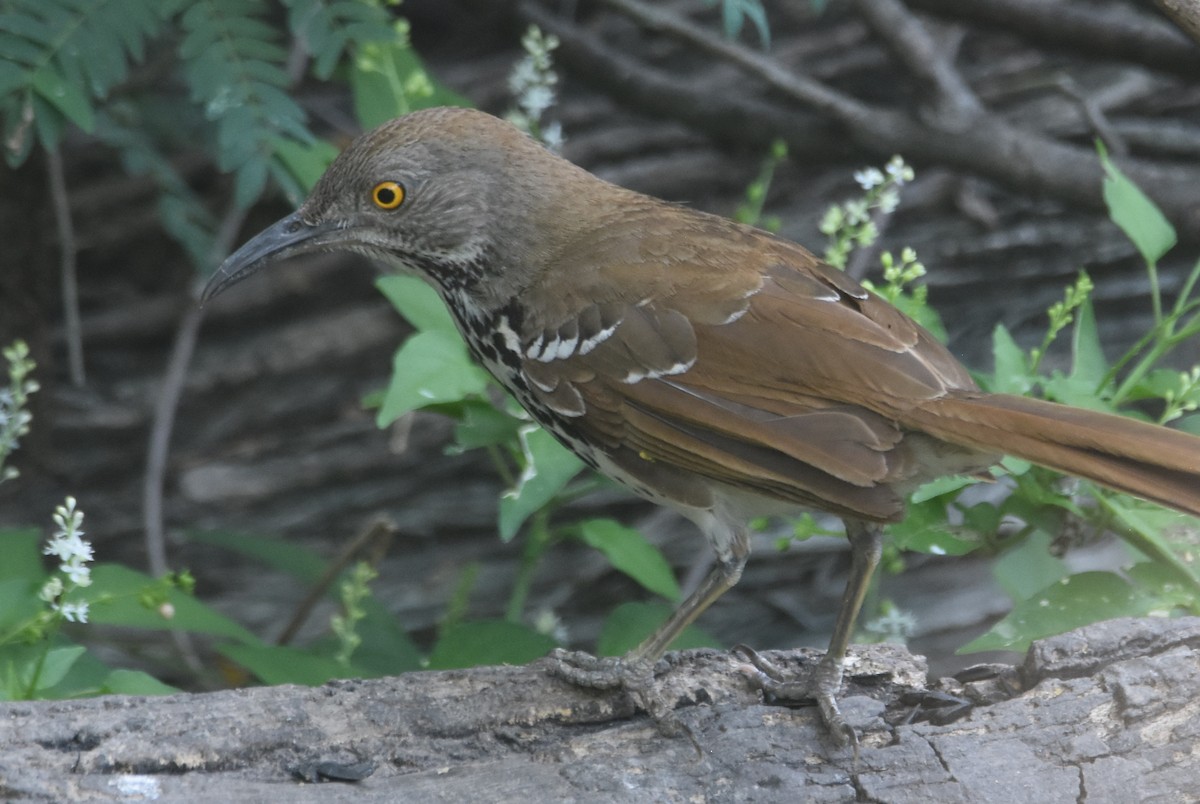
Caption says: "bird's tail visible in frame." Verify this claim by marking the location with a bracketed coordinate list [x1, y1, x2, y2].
[903, 393, 1200, 517]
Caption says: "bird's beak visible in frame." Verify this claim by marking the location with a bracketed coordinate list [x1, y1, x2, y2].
[201, 212, 340, 304]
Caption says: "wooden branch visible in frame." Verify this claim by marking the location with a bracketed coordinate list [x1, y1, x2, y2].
[909, 0, 1200, 75]
[2, 618, 1196, 800]
[541, 0, 1200, 240]
[852, 0, 982, 124]
[1154, 0, 1200, 47]
[518, 2, 844, 156]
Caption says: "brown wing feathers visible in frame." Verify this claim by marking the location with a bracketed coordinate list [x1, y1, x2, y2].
[521, 217, 1200, 521]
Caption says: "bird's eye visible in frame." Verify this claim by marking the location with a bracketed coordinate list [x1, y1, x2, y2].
[371, 181, 406, 210]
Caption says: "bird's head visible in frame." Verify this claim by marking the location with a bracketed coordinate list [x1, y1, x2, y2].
[201, 107, 591, 309]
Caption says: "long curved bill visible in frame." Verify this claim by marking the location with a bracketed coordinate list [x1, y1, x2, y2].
[200, 212, 340, 304]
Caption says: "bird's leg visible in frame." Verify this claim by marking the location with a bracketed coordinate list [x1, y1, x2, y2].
[738, 520, 883, 748]
[550, 527, 749, 735]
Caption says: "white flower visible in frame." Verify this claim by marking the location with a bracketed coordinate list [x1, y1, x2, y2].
[878, 187, 900, 215]
[63, 562, 92, 587]
[39, 576, 63, 602]
[854, 167, 884, 190]
[507, 60, 538, 96]
[520, 85, 555, 119]
[44, 532, 92, 564]
[886, 156, 914, 185]
[540, 120, 564, 152]
[56, 601, 89, 624]
[844, 199, 870, 225]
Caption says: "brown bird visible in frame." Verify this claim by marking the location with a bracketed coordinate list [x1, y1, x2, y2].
[203, 107, 1200, 745]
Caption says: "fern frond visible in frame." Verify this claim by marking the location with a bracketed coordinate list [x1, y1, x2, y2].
[94, 107, 218, 269]
[0, 0, 168, 163]
[178, 0, 312, 208]
[283, 0, 394, 80]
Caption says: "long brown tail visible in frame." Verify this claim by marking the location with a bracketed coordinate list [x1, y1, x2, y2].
[904, 393, 1200, 517]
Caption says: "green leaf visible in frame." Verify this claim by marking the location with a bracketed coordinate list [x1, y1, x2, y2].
[219, 643, 351, 685]
[1099, 144, 1176, 265]
[960, 571, 1169, 653]
[426, 620, 557, 669]
[888, 499, 980, 556]
[993, 531, 1067, 602]
[909, 475, 978, 505]
[272, 136, 338, 194]
[84, 564, 261, 645]
[1104, 498, 1200, 597]
[350, 37, 466, 130]
[451, 400, 524, 451]
[285, 0, 395, 80]
[1039, 373, 1120, 413]
[32, 645, 87, 692]
[989, 323, 1031, 394]
[376, 330, 492, 426]
[1126, 562, 1197, 610]
[98, 668, 177, 696]
[498, 426, 585, 541]
[1067, 296, 1107, 389]
[1124, 368, 1197, 403]
[376, 275, 457, 334]
[596, 602, 719, 657]
[0, 528, 45, 583]
[577, 519, 680, 601]
[343, 603, 422, 675]
[31, 65, 93, 132]
[0, 578, 43, 633]
[187, 529, 327, 584]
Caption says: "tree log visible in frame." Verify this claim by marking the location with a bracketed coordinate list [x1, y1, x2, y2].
[1, 617, 1196, 802]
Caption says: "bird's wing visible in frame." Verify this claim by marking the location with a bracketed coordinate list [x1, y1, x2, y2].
[515, 215, 978, 520]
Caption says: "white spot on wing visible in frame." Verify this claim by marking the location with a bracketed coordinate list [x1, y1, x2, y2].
[663, 359, 695, 376]
[620, 357, 695, 384]
[550, 331, 579, 360]
[529, 373, 558, 393]
[579, 322, 618, 355]
[496, 316, 522, 354]
[525, 333, 544, 360]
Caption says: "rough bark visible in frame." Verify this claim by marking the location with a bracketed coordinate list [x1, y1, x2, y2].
[2, 617, 1197, 802]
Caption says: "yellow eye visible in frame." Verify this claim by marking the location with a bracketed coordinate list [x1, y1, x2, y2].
[371, 181, 405, 210]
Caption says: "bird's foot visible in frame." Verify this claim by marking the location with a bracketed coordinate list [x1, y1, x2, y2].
[548, 648, 700, 753]
[733, 644, 860, 752]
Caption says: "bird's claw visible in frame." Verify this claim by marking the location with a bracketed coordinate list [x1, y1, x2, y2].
[733, 644, 861, 753]
[548, 648, 701, 755]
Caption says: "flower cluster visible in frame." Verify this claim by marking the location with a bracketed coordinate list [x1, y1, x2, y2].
[506, 25, 564, 152]
[1, 340, 39, 484]
[822, 155, 914, 269]
[863, 604, 917, 643]
[38, 497, 93, 623]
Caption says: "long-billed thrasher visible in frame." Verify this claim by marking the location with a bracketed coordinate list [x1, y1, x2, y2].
[203, 107, 1200, 746]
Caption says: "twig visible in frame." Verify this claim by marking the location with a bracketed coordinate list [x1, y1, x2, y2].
[852, 0, 982, 126]
[1053, 74, 1128, 157]
[543, 0, 1200, 240]
[597, 0, 872, 123]
[141, 205, 246, 676]
[275, 517, 397, 646]
[1154, 0, 1200, 47]
[45, 147, 84, 387]
[143, 206, 248, 579]
[907, 0, 1200, 75]
[520, 3, 842, 156]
